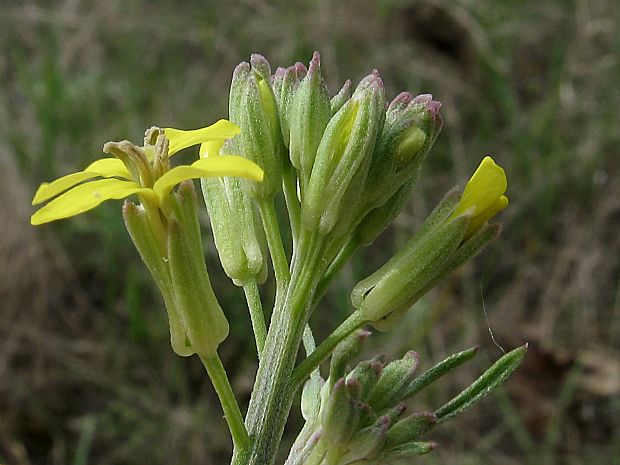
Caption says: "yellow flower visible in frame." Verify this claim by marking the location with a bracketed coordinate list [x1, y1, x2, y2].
[451, 156, 508, 237]
[31, 120, 263, 225]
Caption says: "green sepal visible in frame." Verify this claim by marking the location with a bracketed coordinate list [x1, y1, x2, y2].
[353, 213, 469, 324]
[366, 351, 420, 411]
[272, 63, 307, 148]
[201, 153, 267, 285]
[434, 344, 527, 422]
[330, 79, 352, 115]
[353, 181, 413, 248]
[322, 378, 362, 447]
[339, 415, 390, 463]
[166, 192, 229, 356]
[288, 52, 331, 190]
[402, 346, 479, 399]
[384, 412, 437, 450]
[301, 374, 324, 422]
[346, 357, 384, 402]
[350, 188, 460, 308]
[329, 329, 371, 388]
[122, 201, 191, 357]
[303, 72, 385, 235]
[379, 441, 436, 461]
[229, 56, 284, 200]
[362, 93, 442, 212]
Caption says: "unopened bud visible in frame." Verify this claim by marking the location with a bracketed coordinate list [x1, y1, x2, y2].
[273, 62, 307, 148]
[384, 412, 437, 450]
[288, 52, 331, 189]
[201, 143, 267, 284]
[228, 55, 284, 200]
[322, 379, 362, 446]
[303, 71, 385, 235]
[363, 92, 443, 212]
[367, 351, 420, 411]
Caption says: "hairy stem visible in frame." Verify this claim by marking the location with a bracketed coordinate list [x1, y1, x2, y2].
[200, 354, 250, 453]
[242, 280, 267, 357]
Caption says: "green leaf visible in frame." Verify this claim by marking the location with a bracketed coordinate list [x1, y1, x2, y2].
[434, 345, 527, 422]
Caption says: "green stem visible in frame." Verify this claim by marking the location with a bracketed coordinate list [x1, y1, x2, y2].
[258, 199, 291, 301]
[282, 165, 301, 251]
[315, 237, 359, 301]
[292, 312, 366, 389]
[200, 354, 250, 453]
[242, 280, 267, 357]
[237, 230, 327, 465]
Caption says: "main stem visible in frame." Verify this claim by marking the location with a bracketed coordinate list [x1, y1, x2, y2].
[234, 231, 325, 465]
[200, 354, 250, 453]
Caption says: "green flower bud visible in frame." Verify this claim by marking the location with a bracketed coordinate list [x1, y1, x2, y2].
[366, 351, 420, 411]
[272, 62, 307, 148]
[166, 183, 229, 357]
[346, 357, 384, 402]
[288, 52, 331, 190]
[339, 415, 390, 463]
[329, 329, 371, 386]
[201, 143, 267, 285]
[122, 201, 191, 357]
[322, 378, 362, 447]
[379, 441, 437, 461]
[229, 55, 284, 200]
[303, 71, 385, 235]
[352, 211, 469, 325]
[384, 412, 437, 450]
[363, 93, 443, 212]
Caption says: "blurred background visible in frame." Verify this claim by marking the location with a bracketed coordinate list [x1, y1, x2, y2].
[1, 0, 619, 464]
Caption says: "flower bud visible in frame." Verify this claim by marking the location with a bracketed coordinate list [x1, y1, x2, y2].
[384, 412, 437, 450]
[346, 357, 384, 402]
[288, 52, 331, 190]
[166, 184, 229, 357]
[272, 62, 307, 148]
[201, 142, 267, 285]
[302, 71, 385, 235]
[379, 441, 437, 461]
[339, 415, 390, 463]
[363, 93, 443, 212]
[352, 211, 469, 325]
[321, 379, 362, 447]
[228, 55, 284, 200]
[366, 351, 420, 411]
[329, 329, 371, 385]
[352, 155, 507, 330]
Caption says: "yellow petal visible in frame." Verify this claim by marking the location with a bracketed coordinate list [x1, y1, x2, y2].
[152, 156, 264, 201]
[199, 139, 225, 158]
[32, 158, 131, 205]
[86, 158, 131, 178]
[466, 195, 509, 236]
[453, 156, 507, 218]
[31, 179, 150, 225]
[164, 120, 241, 156]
